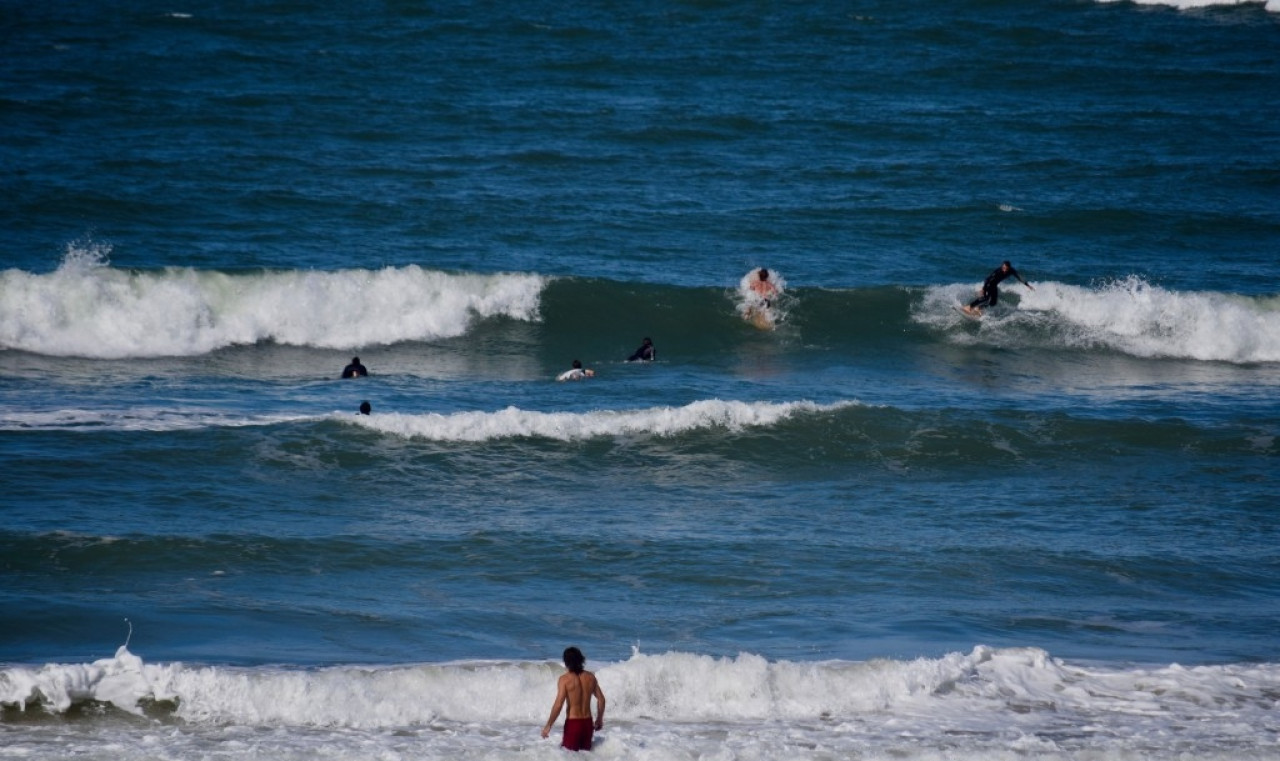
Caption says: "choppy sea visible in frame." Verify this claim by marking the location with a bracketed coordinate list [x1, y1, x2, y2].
[3, 1, 1279, 758]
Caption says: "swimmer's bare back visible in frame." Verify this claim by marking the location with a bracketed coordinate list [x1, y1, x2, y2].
[563, 671, 598, 719]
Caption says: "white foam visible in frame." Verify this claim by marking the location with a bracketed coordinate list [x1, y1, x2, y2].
[5, 646, 1280, 759]
[0, 244, 546, 358]
[0, 646, 168, 714]
[351, 399, 855, 442]
[1023, 277, 1280, 362]
[921, 277, 1280, 363]
[1099, 0, 1279, 12]
[0, 400, 854, 435]
[0, 407, 314, 432]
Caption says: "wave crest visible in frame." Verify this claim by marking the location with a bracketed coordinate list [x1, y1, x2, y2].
[7, 645, 1280, 730]
[0, 247, 545, 358]
[351, 399, 858, 442]
[919, 276, 1280, 363]
[1098, 0, 1280, 13]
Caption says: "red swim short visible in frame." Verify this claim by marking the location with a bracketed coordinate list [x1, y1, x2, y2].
[561, 717, 594, 751]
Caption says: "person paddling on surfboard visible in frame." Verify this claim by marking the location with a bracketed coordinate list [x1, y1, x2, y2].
[742, 268, 783, 329]
[556, 359, 595, 381]
[962, 260, 1033, 316]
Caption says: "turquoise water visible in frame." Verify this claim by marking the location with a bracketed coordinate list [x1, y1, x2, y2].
[2, 1, 1279, 758]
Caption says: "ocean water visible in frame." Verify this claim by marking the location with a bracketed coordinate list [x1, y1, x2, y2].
[2, 0, 1279, 759]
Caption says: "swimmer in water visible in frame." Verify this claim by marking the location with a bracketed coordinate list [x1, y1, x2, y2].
[341, 357, 368, 378]
[627, 337, 655, 362]
[541, 646, 606, 751]
[556, 359, 595, 382]
[749, 268, 779, 307]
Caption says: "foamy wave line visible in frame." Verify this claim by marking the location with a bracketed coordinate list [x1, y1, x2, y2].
[1023, 278, 1280, 362]
[353, 399, 857, 442]
[0, 408, 313, 432]
[1099, 0, 1279, 12]
[0, 401, 855, 435]
[921, 277, 1280, 363]
[0, 244, 546, 358]
[6, 645, 1280, 732]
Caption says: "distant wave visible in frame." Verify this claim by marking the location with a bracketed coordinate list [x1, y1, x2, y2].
[6, 247, 1275, 366]
[0, 244, 545, 358]
[0, 408, 313, 432]
[916, 276, 1280, 363]
[6, 644, 1280, 733]
[352, 399, 858, 442]
[1098, 0, 1280, 12]
[0, 400, 857, 436]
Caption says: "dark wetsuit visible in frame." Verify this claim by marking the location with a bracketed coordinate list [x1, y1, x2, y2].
[968, 265, 1023, 311]
[627, 341, 655, 362]
[341, 362, 367, 378]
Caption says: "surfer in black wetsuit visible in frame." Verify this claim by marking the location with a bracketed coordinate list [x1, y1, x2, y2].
[341, 357, 368, 378]
[963, 261, 1034, 316]
[627, 337, 655, 362]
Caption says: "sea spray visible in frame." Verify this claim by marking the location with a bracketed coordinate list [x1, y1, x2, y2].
[917, 277, 1280, 363]
[1022, 277, 1280, 362]
[0, 250, 546, 358]
[8, 646, 1280, 734]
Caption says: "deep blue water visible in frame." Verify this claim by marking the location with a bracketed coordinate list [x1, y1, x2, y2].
[2, 1, 1278, 758]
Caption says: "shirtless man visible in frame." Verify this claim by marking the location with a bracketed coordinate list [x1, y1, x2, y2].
[749, 268, 778, 306]
[541, 646, 606, 751]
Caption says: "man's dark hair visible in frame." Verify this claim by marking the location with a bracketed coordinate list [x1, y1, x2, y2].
[563, 646, 586, 674]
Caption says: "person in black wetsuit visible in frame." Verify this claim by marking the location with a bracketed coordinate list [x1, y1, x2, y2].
[341, 357, 368, 378]
[627, 337, 655, 362]
[963, 261, 1034, 316]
